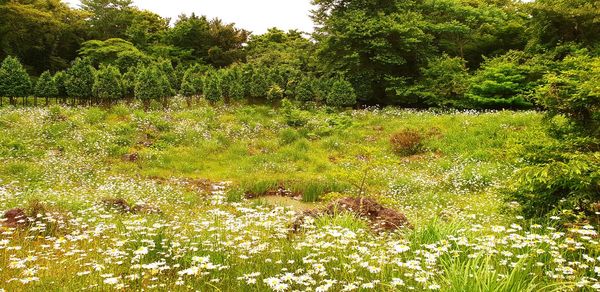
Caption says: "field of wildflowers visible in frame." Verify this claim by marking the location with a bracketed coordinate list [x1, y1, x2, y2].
[0, 101, 598, 291]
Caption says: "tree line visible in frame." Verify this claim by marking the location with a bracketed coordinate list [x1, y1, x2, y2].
[0, 0, 599, 110]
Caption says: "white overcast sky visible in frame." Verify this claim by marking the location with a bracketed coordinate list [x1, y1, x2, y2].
[64, 0, 315, 35]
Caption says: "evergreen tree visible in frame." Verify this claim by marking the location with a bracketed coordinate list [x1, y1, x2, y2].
[65, 58, 95, 103]
[135, 65, 172, 108]
[93, 65, 123, 103]
[53, 71, 68, 101]
[203, 71, 222, 102]
[0, 56, 32, 105]
[229, 77, 245, 101]
[180, 68, 203, 104]
[326, 79, 357, 107]
[34, 71, 58, 106]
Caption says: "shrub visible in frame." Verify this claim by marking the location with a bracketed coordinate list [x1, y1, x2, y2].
[65, 58, 95, 100]
[390, 129, 424, 156]
[510, 52, 600, 218]
[135, 66, 170, 103]
[295, 77, 314, 102]
[326, 79, 357, 107]
[203, 72, 222, 102]
[93, 65, 123, 102]
[34, 71, 58, 104]
[267, 84, 284, 101]
[180, 68, 203, 98]
[53, 71, 68, 98]
[0, 56, 32, 104]
[466, 51, 537, 109]
[281, 99, 308, 127]
[229, 78, 245, 101]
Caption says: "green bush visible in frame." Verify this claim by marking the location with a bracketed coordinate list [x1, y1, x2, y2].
[135, 66, 170, 103]
[0, 56, 32, 103]
[416, 54, 469, 107]
[34, 71, 58, 103]
[93, 65, 123, 102]
[203, 71, 222, 102]
[511, 51, 600, 218]
[466, 51, 536, 109]
[295, 77, 314, 102]
[65, 58, 95, 100]
[326, 79, 357, 107]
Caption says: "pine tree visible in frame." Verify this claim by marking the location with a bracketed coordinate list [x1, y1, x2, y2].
[0, 56, 32, 106]
[34, 71, 58, 106]
[93, 65, 123, 104]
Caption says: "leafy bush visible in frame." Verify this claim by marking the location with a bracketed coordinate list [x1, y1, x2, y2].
[466, 51, 537, 109]
[93, 65, 123, 102]
[281, 99, 309, 127]
[135, 66, 170, 102]
[510, 51, 600, 218]
[65, 58, 95, 100]
[295, 77, 314, 102]
[203, 71, 222, 102]
[267, 84, 284, 101]
[34, 71, 58, 101]
[390, 129, 424, 156]
[0, 56, 32, 102]
[326, 79, 357, 107]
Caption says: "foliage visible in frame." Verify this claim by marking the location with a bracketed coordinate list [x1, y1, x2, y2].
[295, 77, 315, 102]
[511, 51, 600, 218]
[326, 79, 357, 107]
[93, 65, 123, 101]
[0, 56, 31, 98]
[203, 71, 222, 102]
[466, 51, 536, 109]
[53, 71, 68, 97]
[416, 55, 469, 107]
[65, 58, 95, 99]
[34, 71, 58, 98]
[134, 65, 171, 101]
[179, 67, 203, 98]
[390, 129, 424, 156]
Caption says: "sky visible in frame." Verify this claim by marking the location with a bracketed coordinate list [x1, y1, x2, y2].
[65, 0, 316, 35]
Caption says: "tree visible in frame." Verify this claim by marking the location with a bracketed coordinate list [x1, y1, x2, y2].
[53, 71, 68, 102]
[326, 79, 357, 107]
[93, 65, 123, 104]
[415, 55, 469, 107]
[527, 0, 600, 49]
[78, 38, 150, 72]
[134, 65, 171, 108]
[65, 58, 95, 103]
[80, 0, 135, 40]
[34, 70, 58, 106]
[0, 0, 88, 74]
[203, 71, 222, 102]
[466, 51, 535, 109]
[312, 0, 434, 104]
[0, 56, 32, 105]
[165, 14, 248, 66]
[180, 67, 204, 105]
[229, 77, 245, 101]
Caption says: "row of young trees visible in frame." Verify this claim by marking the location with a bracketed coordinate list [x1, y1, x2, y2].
[0, 56, 357, 107]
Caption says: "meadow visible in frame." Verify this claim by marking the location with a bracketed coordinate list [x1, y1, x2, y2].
[0, 100, 598, 291]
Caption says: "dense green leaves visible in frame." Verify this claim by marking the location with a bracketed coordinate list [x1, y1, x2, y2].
[34, 71, 58, 98]
[93, 65, 123, 101]
[0, 56, 31, 98]
[65, 58, 95, 99]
